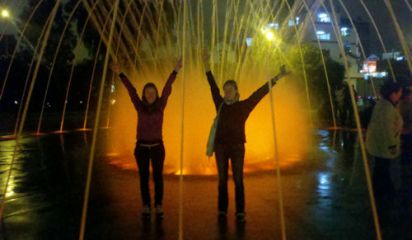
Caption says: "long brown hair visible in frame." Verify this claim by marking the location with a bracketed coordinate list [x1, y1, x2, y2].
[223, 80, 240, 101]
[141, 83, 161, 112]
[142, 82, 159, 104]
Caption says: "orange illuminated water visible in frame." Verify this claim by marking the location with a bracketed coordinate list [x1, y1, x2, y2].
[106, 64, 312, 175]
[93, 0, 316, 175]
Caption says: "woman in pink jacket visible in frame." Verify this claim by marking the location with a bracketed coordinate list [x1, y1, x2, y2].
[111, 59, 182, 218]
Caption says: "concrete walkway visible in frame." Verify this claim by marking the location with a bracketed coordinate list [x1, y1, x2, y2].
[0, 129, 411, 239]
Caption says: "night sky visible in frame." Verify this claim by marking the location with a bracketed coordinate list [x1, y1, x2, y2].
[337, 0, 412, 55]
[1, 0, 411, 56]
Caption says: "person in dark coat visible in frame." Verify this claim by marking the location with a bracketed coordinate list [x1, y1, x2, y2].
[203, 51, 288, 222]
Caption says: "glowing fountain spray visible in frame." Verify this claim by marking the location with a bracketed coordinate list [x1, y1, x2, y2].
[101, 1, 312, 176]
[3, 1, 408, 239]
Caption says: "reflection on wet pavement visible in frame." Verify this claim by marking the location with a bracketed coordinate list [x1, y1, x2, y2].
[0, 129, 411, 239]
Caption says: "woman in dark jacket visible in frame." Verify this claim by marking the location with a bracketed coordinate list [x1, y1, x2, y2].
[203, 52, 287, 222]
[111, 59, 182, 218]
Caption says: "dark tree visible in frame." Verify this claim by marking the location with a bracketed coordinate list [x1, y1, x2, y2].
[290, 44, 345, 126]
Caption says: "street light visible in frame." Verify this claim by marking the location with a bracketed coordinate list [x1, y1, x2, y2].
[1, 8, 10, 19]
[0, 7, 35, 51]
[261, 26, 276, 41]
[264, 30, 275, 41]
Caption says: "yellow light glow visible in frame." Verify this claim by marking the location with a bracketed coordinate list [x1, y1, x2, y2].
[1, 9, 10, 19]
[261, 27, 268, 34]
[265, 31, 275, 41]
[261, 27, 277, 41]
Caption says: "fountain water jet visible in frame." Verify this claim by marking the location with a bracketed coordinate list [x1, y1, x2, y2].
[3, 1, 412, 239]
[101, 0, 312, 175]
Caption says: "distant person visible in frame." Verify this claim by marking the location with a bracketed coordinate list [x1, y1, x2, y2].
[111, 59, 182, 218]
[338, 82, 357, 128]
[400, 88, 412, 189]
[362, 96, 377, 128]
[366, 81, 403, 199]
[203, 51, 288, 222]
[335, 83, 345, 125]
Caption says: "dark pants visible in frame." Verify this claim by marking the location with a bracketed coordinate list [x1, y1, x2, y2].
[373, 156, 395, 198]
[401, 134, 412, 189]
[134, 142, 165, 207]
[401, 134, 412, 164]
[215, 144, 245, 214]
[340, 107, 354, 127]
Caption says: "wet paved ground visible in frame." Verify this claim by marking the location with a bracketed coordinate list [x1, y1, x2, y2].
[0, 129, 411, 240]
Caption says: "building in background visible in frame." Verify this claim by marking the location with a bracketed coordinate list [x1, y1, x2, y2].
[302, 9, 364, 87]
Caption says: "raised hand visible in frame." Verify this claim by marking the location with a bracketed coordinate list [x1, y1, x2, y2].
[278, 65, 290, 77]
[110, 62, 121, 74]
[270, 65, 290, 85]
[203, 49, 211, 71]
[174, 57, 183, 72]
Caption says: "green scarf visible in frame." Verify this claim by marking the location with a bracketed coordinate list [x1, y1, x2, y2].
[206, 103, 224, 157]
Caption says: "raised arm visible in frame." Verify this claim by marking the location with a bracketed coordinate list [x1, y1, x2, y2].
[203, 51, 223, 110]
[160, 58, 182, 108]
[111, 63, 142, 110]
[206, 71, 224, 109]
[244, 66, 288, 112]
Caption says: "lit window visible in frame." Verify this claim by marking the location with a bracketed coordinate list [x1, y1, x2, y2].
[344, 42, 352, 53]
[340, 27, 350, 36]
[245, 37, 253, 47]
[396, 56, 404, 61]
[316, 30, 331, 40]
[319, 34, 330, 40]
[267, 22, 279, 30]
[317, 13, 331, 23]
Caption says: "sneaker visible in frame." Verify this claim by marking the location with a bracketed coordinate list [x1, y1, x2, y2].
[142, 206, 151, 218]
[236, 212, 246, 222]
[155, 205, 164, 218]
